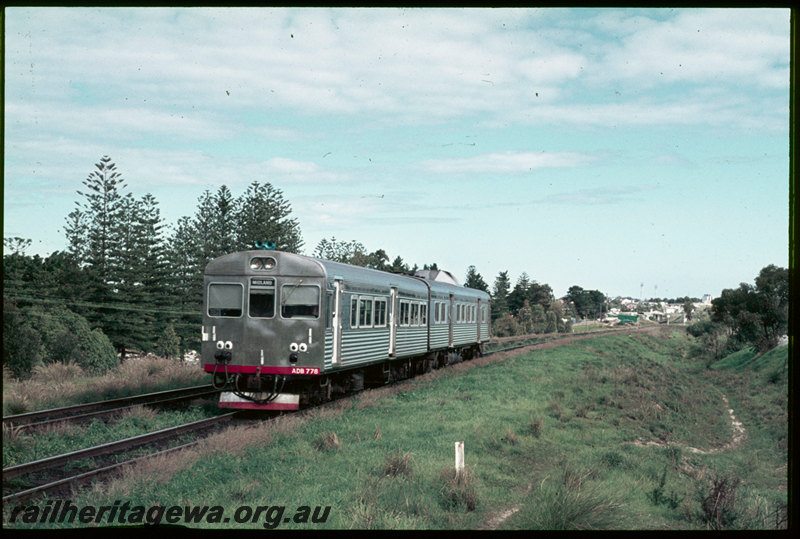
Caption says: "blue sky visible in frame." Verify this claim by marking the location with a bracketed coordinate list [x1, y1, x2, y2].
[3, 7, 790, 299]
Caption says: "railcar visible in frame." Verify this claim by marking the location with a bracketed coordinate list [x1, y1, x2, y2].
[201, 249, 490, 410]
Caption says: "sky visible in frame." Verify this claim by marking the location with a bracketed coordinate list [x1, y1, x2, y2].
[3, 7, 791, 300]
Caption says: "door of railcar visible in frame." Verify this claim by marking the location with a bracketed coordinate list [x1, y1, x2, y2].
[448, 293, 454, 347]
[331, 279, 343, 365]
[389, 286, 398, 356]
[477, 298, 482, 342]
[274, 278, 324, 370]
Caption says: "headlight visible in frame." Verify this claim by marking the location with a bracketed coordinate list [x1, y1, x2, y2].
[250, 257, 276, 270]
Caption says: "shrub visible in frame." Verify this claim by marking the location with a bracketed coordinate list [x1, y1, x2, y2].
[2, 303, 117, 377]
[518, 464, 625, 529]
[492, 316, 521, 337]
[313, 431, 341, 452]
[156, 324, 181, 360]
[382, 451, 414, 478]
[696, 475, 742, 529]
[438, 466, 478, 512]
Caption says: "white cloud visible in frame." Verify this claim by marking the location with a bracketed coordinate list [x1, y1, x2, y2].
[5, 7, 789, 134]
[591, 8, 790, 90]
[420, 151, 596, 175]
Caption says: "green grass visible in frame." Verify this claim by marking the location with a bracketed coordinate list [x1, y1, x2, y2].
[5, 330, 787, 530]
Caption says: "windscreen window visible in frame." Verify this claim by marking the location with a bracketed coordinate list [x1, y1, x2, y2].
[208, 284, 243, 317]
[281, 285, 320, 319]
[249, 287, 275, 318]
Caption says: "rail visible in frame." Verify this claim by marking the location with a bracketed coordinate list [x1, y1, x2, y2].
[3, 385, 222, 431]
[2, 412, 237, 503]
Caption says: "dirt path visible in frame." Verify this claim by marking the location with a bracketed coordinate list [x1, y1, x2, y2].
[630, 392, 746, 454]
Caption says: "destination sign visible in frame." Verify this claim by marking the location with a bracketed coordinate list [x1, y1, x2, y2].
[250, 278, 275, 287]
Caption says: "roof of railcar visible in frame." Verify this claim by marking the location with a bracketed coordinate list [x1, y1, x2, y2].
[205, 251, 489, 301]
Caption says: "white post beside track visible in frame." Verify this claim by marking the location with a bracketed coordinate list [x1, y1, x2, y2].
[455, 441, 464, 478]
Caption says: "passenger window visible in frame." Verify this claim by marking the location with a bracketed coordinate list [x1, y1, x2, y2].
[374, 299, 387, 327]
[326, 292, 332, 328]
[281, 285, 320, 319]
[208, 284, 243, 317]
[359, 297, 373, 327]
[351, 297, 358, 327]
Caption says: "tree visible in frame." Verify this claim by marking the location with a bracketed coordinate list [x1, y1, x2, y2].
[527, 281, 554, 311]
[545, 311, 558, 334]
[114, 193, 171, 354]
[313, 237, 368, 263]
[75, 156, 129, 288]
[165, 215, 204, 357]
[683, 298, 695, 321]
[491, 271, 511, 321]
[508, 273, 531, 315]
[517, 300, 534, 334]
[65, 156, 131, 355]
[390, 256, 412, 275]
[235, 181, 303, 253]
[464, 266, 489, 292]
[712, 265, 788, 351]
[156, 324, 181, 360]
[566, 286, 607, 320]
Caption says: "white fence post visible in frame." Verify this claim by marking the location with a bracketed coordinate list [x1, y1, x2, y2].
[455, 441, 464, 478]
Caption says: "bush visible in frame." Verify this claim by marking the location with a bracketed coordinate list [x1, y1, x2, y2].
[156, 324, 181, 360]
[2, 302, 117, 377]
[492, 316, 521, 337]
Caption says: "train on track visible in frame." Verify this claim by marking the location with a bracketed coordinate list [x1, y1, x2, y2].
[202, 247, 490, 411]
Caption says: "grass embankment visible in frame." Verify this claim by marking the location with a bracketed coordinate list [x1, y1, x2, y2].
[5, 330, 787, 530]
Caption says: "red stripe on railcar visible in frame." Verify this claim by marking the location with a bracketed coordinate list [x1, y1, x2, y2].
[203, 364, 320, 375]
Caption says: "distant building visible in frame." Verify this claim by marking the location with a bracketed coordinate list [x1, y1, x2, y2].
[701, 294, 713, 305]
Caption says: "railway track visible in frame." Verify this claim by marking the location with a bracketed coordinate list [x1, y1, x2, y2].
[2, 412, 238, 504]
[484, 324, 653, 355]
[3, 384, 222, 432]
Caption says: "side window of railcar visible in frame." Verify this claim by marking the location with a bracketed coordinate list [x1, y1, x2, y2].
[421, 304, 428, 325]
[400, 301, 409, 326]
[326, 292, 332, 328]
[281, 285, 320, 319]
[374, 298, 387, 327]
[350, 297, 358, 328]
[358, 297, 373, 327]
[208, 283, 243, 317]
